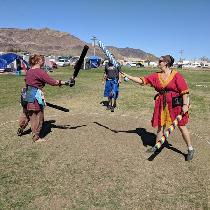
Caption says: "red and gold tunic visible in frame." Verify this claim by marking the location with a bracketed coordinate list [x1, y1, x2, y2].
[141, 70, 189, 127]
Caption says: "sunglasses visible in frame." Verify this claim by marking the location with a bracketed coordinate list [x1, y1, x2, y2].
[159, 60, 164, 63]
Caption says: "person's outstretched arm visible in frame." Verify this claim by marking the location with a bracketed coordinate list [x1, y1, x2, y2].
[40, 70, 75, 87]
[121, 72, 143, 85]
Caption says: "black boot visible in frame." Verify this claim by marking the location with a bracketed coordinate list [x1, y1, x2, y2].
[110, 106, 114, 112]
[17, 127, 24, 136]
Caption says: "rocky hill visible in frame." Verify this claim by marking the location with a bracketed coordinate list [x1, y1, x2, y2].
[0, 28, 158, 61]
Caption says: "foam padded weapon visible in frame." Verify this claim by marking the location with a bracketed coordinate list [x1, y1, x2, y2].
[98, 40, 119, 68]
[46, 102, 69, 112]
[147, 114, 183, 153]
[72, 45, 89, 79]
[66, 45, 89, 87]
[97, 40, 128, 81]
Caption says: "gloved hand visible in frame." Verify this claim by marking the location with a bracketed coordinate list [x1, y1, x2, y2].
[69, 78, 75, 87]
[64, 81, 70, 86]
[120, 72, 129, 82]
[64, 78, 75, 87]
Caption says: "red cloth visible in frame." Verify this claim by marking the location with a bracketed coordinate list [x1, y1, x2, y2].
[141, 70, 189, 127]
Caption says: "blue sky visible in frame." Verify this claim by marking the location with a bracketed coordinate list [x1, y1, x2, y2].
[0, 0, 209, 60]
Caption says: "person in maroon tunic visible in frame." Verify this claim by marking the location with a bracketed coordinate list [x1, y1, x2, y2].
[121, 55, 194, 161]
[17, 54, 74, 143]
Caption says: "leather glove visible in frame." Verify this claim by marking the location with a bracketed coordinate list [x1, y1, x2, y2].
[69, 78, 75, 87]
[64, 78, 75, 87]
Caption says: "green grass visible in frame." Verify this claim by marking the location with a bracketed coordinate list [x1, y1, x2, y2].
[1, 67, 210, 118]
[0, 67, 210, 209]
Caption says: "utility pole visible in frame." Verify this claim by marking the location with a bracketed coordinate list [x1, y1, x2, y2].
[179, 49, 184, 62]
[91, 35, 97, 56]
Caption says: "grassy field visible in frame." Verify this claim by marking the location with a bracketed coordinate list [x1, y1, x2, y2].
[0, 67, 210, 209]
[1, 67, 210, 118]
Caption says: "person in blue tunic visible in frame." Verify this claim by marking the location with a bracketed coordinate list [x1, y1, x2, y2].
[102, 61, 121, 112]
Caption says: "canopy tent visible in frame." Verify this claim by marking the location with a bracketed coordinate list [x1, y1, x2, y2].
[88, 55, 101, 68]
[0, 53, 29, 73]
[0, 53, 20, 65]
[0, 58, 7, 72]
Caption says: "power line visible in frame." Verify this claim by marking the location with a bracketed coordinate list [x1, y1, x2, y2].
[91, 35, 97, 56]
[179, 49, 184, 61]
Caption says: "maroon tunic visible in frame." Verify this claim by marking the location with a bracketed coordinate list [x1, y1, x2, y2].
[25, 68, 58, 89]
[25, 68, 58, 111]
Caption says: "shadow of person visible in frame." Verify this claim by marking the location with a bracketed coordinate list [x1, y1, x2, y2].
[134, 128, 156, 147]
[147, 140, 186, 161]
[93, 121, 186, 161]
[100, 101, 109, 107]
[93, 122, 118, 133]
[93, 122, 156, 146]
[40, 120, 87, 138]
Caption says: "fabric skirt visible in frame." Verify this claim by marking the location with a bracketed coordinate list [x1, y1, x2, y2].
[104, 79, 119, 99]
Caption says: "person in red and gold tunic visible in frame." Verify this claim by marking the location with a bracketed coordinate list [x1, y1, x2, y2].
[121, 55, 194, 161]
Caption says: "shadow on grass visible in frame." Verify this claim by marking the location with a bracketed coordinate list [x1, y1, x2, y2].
[93, 121, 156, 146]
[147, 141, 186, 161]
[100, 100, 109, 107]
[39, 120, 87, 138]
[93, 121, 186, 161]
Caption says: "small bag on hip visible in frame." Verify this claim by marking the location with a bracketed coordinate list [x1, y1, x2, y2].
[172, 96, 183, 108]
[20, 87, 27, 107]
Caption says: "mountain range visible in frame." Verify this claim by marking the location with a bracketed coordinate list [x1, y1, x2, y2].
[0, 28, 158, 61]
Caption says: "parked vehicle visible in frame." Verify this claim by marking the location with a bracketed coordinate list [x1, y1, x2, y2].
[69, 56, 80, 66]
[125, 62, 136, 67]
[125, 61, 144, 68]
[193, 63, 201, 68]
[135, 62, 144, 67]
[182, 63, 201, 69]
[58, 56, 71, 62]
[56, 59, 69, 67]
[202, 64, 210, 68]
[182, 64, 191, 68]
